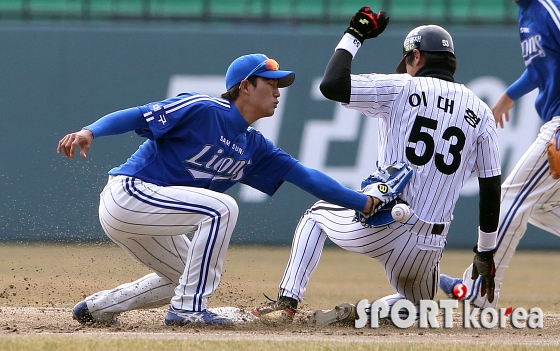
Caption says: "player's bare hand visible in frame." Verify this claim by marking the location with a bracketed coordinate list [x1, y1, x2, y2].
[57, 129, 94, 159]
[491, 93, 514, 129]
[471, 247, 496, 303]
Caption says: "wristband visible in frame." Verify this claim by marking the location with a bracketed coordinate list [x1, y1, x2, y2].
[335, 33, 362, 58]
[477, 227, 498, 252]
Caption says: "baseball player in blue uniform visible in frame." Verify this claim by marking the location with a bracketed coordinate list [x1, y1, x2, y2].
[57, 53, 382, 326]
[440, 0, 560, 308]
[253, 8, 502, 324]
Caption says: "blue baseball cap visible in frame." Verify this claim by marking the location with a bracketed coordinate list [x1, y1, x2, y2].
[225, 54, 295, 90]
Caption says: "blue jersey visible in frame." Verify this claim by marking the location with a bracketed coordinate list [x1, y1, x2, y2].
[108, 93, 298, 196]
[513, 0, 560, 122]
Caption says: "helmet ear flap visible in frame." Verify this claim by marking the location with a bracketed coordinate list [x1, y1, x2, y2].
[396, 52, 411, 73]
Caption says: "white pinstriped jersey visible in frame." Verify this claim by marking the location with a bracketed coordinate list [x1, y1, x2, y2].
[345, 73, 501, 223]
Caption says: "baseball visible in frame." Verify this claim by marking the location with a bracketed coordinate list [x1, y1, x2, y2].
[391, 204, 412, 222]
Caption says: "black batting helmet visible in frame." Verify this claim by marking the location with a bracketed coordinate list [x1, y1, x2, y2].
[395, 25, 455, 73]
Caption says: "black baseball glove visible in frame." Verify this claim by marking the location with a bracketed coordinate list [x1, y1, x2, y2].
[471, 246, 497, 303]
[345, 7, 390, 43]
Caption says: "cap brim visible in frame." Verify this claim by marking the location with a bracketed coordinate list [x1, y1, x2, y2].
[257, 70, 296, 88]
[396, 55, 407, 73]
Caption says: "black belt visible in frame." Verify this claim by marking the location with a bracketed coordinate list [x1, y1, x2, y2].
[431, 224, 445, 235]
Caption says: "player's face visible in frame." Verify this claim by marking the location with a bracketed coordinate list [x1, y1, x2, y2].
[250, 78, 281, 117]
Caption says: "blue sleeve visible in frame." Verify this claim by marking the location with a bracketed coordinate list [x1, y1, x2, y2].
[136, 94, 222, 140]
[505, 70, 537, 100]
[240, 140, 298, 196]
[283, 162, 368, 212]
[83, 107, 147, 138]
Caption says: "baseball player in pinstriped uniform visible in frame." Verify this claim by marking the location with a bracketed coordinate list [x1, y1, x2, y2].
[253, 8, 502, 323]
[57, 53, 381, 326]
[441, 0, 560, 308]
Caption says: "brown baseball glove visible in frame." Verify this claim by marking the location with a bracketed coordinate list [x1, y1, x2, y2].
[547, 127, 560, 179]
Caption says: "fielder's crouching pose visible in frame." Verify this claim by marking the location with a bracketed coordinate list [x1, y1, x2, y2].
[57, 53, 381, 326]
[253, 8, 502, 324]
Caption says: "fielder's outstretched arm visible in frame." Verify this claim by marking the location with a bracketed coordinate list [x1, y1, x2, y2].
[493, 71, 535, 128]
[57, 129, 94, 159]
[57, 107, 147, 159]
[283, 162, 373, 214]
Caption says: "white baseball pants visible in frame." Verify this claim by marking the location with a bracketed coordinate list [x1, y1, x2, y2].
[463, 116, 560, 308]
[278, 201, 448, 314]
[83, 175, 238, 319]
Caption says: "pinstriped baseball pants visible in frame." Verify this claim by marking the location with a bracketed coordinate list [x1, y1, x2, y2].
[278, 200, 448, 312]
[84, 175, 238, 318]
[463, 116, 560, 308]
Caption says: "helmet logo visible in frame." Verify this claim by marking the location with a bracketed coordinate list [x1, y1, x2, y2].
[442, 39, 450, 47]
[404, 35, 421, 52]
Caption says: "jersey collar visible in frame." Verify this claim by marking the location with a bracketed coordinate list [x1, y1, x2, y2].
[229, 102, 251, 133]
[415, 66, 455, 82]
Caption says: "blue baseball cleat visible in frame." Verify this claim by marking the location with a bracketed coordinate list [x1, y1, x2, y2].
[439, 274, 463, 299]
[164, 306, 233, 326]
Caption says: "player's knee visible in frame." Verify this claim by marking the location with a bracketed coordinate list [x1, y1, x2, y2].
[395, 277, 429, 301]
[219, 193, 239, 220]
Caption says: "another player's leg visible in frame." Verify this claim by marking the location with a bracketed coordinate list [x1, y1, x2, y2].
[73, 272, 176, 325]
[253, 202, 330, 322]
[378, 222, 446, 321]
[165, 186, 238, 326]
[308, 212, 441, 325]
[73, 176, 238, 326]
[252, 201, 354, 323]
[442, 123, 560, 308]
[473, 128, 560, 308]
[74, 177, 190, 324]
[472, 172, 560, 308]
[325, 215, 447, 323]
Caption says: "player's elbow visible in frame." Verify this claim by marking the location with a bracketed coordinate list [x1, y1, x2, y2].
[319, 79, 350, 103]
[319, 78, 337, 100]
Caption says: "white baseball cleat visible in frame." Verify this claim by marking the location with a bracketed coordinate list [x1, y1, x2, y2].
[309, 303, 357, 326]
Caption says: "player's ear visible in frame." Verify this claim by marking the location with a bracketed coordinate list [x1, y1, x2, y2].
[413, 49, 422, 63]
[238, 79, 250, 94]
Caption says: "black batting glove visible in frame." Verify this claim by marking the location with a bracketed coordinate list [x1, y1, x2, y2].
[471, 246, 497, 303]
[345, 7, 390, 43]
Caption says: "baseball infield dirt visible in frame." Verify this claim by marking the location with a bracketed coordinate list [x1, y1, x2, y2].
[1, 243, 559, 346]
